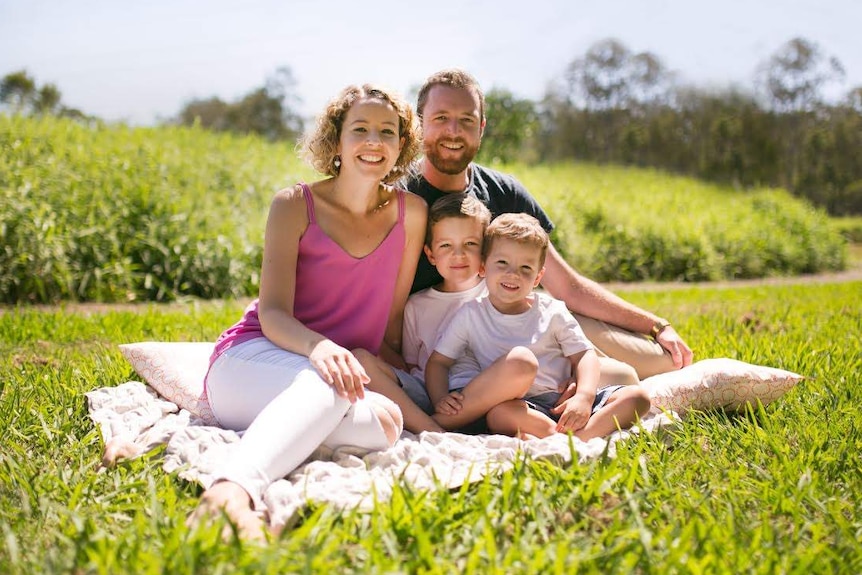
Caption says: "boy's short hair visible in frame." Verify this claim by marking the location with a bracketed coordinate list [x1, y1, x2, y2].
[426, 193, 492, 246]
[483, 213, 549, 267]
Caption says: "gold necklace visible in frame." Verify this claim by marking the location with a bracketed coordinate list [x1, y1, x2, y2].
[330, 179, 391, 215]
[371, 186, 392, 214]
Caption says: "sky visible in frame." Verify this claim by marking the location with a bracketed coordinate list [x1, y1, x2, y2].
[2, 0, 860, 125]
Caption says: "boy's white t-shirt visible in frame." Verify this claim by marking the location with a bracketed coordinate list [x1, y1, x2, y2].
[402, 280, 486, 390]
[434, 291, 593, 397]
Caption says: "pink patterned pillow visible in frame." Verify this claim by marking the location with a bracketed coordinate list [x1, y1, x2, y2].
[641, 358, 804, 415]
[119, 342, 218, 425]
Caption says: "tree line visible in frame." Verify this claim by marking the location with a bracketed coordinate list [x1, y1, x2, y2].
[481, 37, 862, 216]
[3, 36, 860, 214]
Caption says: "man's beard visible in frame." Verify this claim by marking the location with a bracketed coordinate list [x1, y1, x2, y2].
[423, 138, 480, 175]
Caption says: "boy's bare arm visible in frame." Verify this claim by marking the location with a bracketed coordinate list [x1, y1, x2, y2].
[552, 349, 601, 433]
[425, 351, 456, 406]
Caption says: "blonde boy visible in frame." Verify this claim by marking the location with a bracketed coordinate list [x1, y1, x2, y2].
[425, 213, 651, 439]
[363, 194, 538, 432]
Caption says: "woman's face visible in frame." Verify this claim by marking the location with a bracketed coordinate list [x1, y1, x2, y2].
[337, 97, 404, 179]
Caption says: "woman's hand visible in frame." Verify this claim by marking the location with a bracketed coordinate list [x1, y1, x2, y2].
[308, 339, 369, 403]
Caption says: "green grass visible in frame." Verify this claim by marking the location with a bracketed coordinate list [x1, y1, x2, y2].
[2, 282, 860, 573]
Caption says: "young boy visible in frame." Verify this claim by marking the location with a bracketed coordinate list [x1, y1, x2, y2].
[425, 213, 651, 440]
[362, 194, 538, 433]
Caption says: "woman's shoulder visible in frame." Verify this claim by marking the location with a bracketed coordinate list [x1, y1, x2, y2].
[268, 183, 313, 225]
[393, 184, 427, 204]
[397, 186, 428, 213]
[273, 182, 307, 203]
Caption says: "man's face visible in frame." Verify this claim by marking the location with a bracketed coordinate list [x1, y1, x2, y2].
[420, 85, 484, 175]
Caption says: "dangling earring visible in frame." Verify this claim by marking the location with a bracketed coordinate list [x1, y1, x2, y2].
[333, 155, 341, 171]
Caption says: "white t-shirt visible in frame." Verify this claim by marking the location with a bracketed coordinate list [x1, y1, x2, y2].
[434, 291, 593, 397]
[402, 280, 486, 390]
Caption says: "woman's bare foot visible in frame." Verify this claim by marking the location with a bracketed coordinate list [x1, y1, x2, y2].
[101, 437, 142, 467]
[187, 481, 267, 542]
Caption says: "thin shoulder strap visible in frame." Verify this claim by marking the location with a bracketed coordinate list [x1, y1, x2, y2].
[300, 183, 316, 223]
[396, 188, 405, 223]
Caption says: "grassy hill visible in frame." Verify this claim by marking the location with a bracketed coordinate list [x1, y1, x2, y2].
[0, 114, 848, 304]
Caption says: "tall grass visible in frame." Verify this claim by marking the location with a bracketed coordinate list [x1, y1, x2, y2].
[0, 114, 314, 304]
[1, 282, 860, 573]
[1, 115, 848, 304]
[515, 162, 848, 281]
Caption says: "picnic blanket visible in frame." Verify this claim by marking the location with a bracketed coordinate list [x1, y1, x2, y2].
[86, 381, 676, 533]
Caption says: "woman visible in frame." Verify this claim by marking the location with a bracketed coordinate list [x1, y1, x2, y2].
[191, 84, 426, 539]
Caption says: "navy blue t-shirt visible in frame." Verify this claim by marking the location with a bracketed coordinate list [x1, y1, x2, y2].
[406, 163, 555, 293]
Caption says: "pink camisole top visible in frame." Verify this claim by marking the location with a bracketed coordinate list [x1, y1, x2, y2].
[209, 183, 406, 365]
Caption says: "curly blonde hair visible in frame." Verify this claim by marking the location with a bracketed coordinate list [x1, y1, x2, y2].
[300, 84, 420, 184]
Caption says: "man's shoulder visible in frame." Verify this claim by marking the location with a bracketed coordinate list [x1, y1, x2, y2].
[471, 163, 523, 190]
[400, 164, 427, 193]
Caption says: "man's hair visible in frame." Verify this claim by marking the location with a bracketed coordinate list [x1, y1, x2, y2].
[416, 68, 485, 121]
[426, 193, 492, 246]
[483, 213, 549, 267]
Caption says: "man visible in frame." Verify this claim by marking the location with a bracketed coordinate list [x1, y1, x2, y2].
[405, 68, 693, 379]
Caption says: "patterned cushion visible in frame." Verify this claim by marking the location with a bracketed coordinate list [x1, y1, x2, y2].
[119, 341, 217, 425]
[640, 358, 803, 415]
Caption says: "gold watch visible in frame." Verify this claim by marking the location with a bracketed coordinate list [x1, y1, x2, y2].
[650, 320, 671, 339]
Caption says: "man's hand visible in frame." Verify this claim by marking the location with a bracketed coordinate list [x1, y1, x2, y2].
[656, 326, 694, 369]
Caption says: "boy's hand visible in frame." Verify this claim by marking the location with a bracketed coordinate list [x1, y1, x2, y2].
[556, 378, 578, 404]
[550, 396, 591, 433]
[434, 391, 464, 415]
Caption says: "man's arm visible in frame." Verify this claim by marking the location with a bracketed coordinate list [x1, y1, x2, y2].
[539, 243, 693, 369]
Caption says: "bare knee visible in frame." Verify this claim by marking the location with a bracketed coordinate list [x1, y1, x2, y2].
[505, 346, 539, 395]
[612, 386, 652, 418]
[366, 392, 404, 446]
[631, 386, 652, 417]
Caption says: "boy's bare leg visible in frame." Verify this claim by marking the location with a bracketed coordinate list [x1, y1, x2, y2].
[432, 346, 538, 431]
[355, 350, 444, 433]
[573, 386, 651, 441]
[485, 399, 557, 439]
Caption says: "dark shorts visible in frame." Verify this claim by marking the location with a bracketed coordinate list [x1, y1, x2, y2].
[525, 385, 624, 421]
[394, 368, 489, 434]
[394, 368, 434, 415]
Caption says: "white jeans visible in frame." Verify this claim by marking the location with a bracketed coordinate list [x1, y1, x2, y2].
[206, 337, 391, 509]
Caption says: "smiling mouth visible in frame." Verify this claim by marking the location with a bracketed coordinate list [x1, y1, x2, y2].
[440, 141, 464, 151]
[359, 154, 384, 163]
[500, 282, 518, 290]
